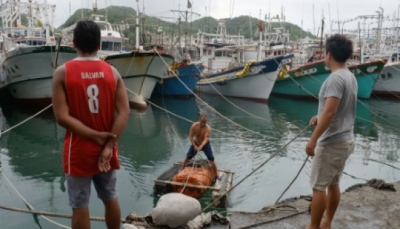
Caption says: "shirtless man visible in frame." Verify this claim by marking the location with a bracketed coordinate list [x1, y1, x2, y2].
[181, 114, 218, 178]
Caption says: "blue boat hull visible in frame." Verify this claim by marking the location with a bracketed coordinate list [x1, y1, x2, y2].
[154, 63, 203, 96]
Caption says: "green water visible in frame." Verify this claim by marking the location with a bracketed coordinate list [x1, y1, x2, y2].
[1, 94, 400, 228]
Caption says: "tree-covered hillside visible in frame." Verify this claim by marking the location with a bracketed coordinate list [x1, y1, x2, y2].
[60, 6, 315, 44]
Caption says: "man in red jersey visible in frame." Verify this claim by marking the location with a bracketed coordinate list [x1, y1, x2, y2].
[52, 20, 130, 229]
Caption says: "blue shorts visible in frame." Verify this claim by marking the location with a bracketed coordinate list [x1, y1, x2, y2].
[66, 170, 117, 208]
[186, 141, 214, 161]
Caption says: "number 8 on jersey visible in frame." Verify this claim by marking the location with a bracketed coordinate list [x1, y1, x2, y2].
[87, 84, 99, 113]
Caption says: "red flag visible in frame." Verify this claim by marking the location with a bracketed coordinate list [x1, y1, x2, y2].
[187, 0, 192, 9]
[258, 21, 264, 32]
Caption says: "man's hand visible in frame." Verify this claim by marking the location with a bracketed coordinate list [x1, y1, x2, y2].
[92, 132, 116, 146]
[309, 116, 318, 126]
[305, 139, 317, 156]
[98, 144, 113, 172]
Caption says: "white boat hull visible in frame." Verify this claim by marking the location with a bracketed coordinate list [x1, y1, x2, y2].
[196, 70, 277, 102]
[196, 55, 293, 102]
[1, 45, 76, 105]
[373, 62, 400, 95]
[104, 51, 174, 109]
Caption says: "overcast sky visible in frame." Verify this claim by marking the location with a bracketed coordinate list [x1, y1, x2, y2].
[48, 0, 400, 35]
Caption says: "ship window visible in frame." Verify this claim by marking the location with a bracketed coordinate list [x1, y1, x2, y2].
[381, 73, 386, 79]
[32, 40, 37, 46]
[101, 41, 113, 51]
[113, 42, 121, 51]
[388, 73, 392, 78]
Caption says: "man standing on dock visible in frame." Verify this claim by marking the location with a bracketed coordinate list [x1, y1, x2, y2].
[52, 20, 130, 229]
[305, 34, 357, 229]
[181, 114, 218, 180]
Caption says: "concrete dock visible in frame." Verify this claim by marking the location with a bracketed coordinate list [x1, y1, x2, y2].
[209, 180, 400, 229]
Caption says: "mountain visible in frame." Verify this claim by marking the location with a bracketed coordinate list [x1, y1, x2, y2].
[60, 6, 315, 44]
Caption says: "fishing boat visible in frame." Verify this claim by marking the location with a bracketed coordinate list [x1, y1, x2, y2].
[62, 11, 126, 57]
[104, 51, 174, 109]
[153, 160, 233, 208]
[373, 53, 400, 96]
[196, 54, 293, 102]
[0, 0, 76, 106]
[61, 0, 174, 110]
[77, 0, 174, 109]
[272, 59, 387, 99]
[153, 58, 203, 97]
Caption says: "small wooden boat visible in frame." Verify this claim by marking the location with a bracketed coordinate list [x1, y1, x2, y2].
[153, 159, 233, 208]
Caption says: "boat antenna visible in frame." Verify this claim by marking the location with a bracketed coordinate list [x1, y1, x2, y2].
[313, 2, 315, 35]
[105, 0, 108, 22]
[135, 0, 140, 49]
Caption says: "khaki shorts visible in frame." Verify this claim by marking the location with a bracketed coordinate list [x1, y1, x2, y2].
[310, 140, 354, 191]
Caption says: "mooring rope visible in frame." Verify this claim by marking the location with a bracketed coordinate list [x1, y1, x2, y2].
[124, 87, 268, 143]
[155, 50, 276, 141]
[0, 168, 70, 228]
[275, 155, 310, 204]
[202, 124, 311, 211]
[1, 104, 53, 135]
[191, 61, 276, 122]
[269, 57, 400, 131]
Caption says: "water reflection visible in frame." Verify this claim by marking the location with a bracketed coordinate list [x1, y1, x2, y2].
[195, 94, 275, 143]
[119, 105, 173, 171]
[150, 95, 200, 137]
[269, 96, 377, 138]
[367, 99, 400, 162]
[0, 105, 64, 182]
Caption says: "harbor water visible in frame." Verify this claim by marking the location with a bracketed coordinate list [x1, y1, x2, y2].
[1, 94, 400, 228]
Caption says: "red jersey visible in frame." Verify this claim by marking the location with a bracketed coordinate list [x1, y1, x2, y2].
[63, 58, 120, 176]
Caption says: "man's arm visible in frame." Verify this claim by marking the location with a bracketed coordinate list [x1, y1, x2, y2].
[52, 65, 113, 144]
[103, 67, 130, 149]
[198, 126, 211, 149]
[188, 123, 197, 148]
[310, 97, 340, 141]
[306, 97, 340, 155]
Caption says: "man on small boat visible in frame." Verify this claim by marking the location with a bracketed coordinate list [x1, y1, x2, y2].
[181, 114, 218, 180]
[305, 34, 357, 229]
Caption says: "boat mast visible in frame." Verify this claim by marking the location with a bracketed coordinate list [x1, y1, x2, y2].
[358, 21, 363, 64]
[135, 0, 140, 49]
[44, 0, 51, 44]
[105, 0, 108, 22]
[375, 7, 384, 55]
[171, 2, 200, 52]
[319, 17, 324, 55]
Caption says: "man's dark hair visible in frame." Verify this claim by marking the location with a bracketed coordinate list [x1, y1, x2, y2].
[73, 20, 101, 53]
[325, 34, 353, 63]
